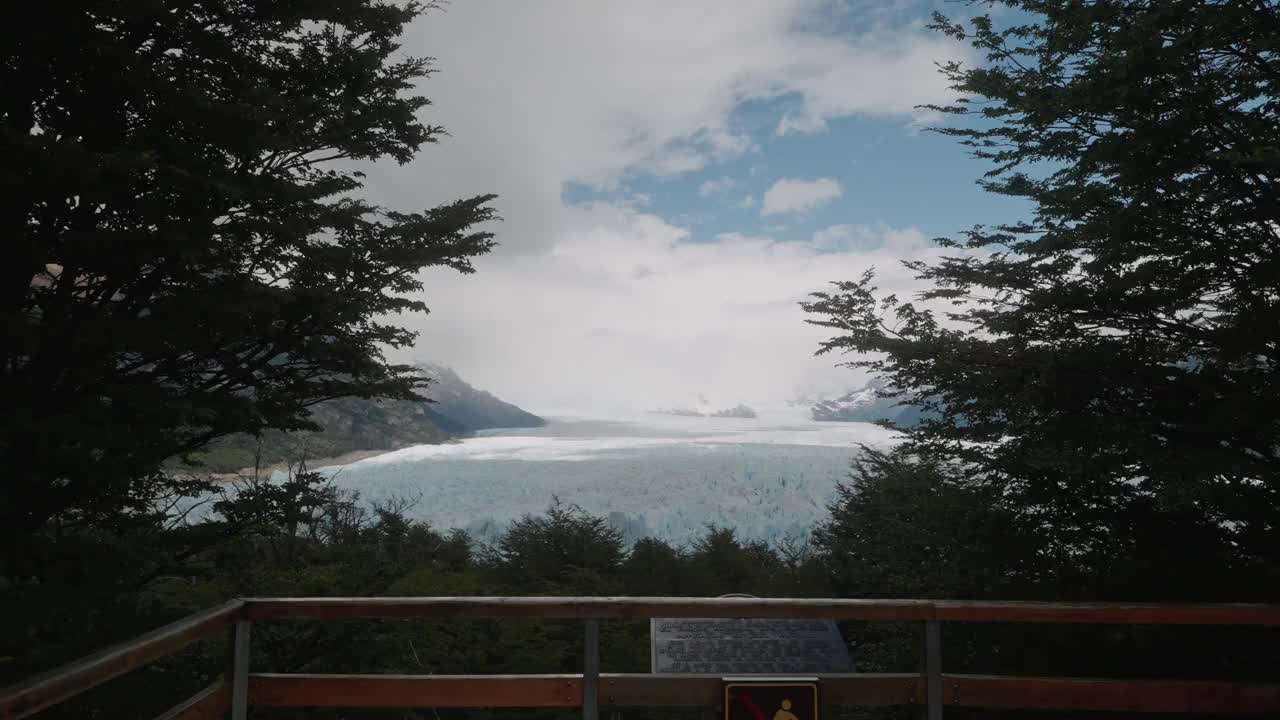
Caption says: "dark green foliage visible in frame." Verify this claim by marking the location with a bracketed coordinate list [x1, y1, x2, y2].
[803, 0, 1280, 583]
[11, 488, 1280, 720]
[490, 501, 628, 590]
[814, 448, 1033, 601]
[1, 0, 497, 552]
[687, 526, 782, 596]
[802, 2, 1280, 714]
[0, 497, 837, 719]
[623, 537, 690, 596]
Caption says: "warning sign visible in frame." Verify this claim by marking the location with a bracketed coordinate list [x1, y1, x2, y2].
[723, 680, 819, 720]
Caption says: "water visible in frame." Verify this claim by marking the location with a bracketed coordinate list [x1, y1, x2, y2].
[308, 412, 901, 546]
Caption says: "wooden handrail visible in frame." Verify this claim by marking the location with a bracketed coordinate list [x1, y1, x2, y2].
[932, 600, 1280, 625]
[243, 596, 937, 621]
[242, 672, 1280, 714]
[0, 600, 244, 720]
[941, 674, 1280, 713]
[152, 681, 229, 720]
[245, 672, 926, 708]
[6, 596, 1280, 719]
[242, 596, 1280, 625]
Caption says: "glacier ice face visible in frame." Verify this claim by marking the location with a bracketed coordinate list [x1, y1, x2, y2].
[297, 414, 901, 546]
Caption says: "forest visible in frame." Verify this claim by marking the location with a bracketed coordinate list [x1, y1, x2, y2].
[7, 458, 1276, 719]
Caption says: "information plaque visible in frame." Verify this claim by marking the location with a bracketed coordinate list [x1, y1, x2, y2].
[651, 617, 853, 674]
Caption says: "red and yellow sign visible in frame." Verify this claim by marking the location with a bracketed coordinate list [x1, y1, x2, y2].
[723, 681, 819, 720]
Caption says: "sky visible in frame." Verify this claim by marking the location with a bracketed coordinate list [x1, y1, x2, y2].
[362, 0, 1033, 415]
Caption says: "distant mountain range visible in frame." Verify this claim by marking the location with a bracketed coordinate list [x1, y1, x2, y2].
[807, 378, 938, 427]
[652, 403, 758, 419]
[190, 363, 544, 473]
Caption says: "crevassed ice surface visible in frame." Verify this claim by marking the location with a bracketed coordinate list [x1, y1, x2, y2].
[298, 412, 901, 546]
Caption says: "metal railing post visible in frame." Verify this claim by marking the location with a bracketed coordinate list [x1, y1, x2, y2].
[584, 620, 600, 720]
[924, 620, 942, 720]
[230, 621, 251, 720]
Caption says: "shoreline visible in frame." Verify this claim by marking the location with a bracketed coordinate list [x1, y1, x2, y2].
[204, 447, 401, 484]
[182, 435, 474, 486]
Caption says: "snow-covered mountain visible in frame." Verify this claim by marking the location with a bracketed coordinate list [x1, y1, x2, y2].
[808, 378, 936, 427]
[649, 389, 768, 419]
[652, 403, 759, 419]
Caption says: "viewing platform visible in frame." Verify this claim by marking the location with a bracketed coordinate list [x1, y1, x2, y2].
[4, 596, 1280, 719]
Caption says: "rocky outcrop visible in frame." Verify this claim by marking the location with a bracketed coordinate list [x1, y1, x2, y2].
[414, 363, 546, 433]
[710, 404, 758, 419]
[653, 404, 758, 419]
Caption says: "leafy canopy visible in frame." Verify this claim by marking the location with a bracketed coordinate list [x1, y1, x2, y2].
[803, 0, 1279, 563]
[1, 0, 497, 544]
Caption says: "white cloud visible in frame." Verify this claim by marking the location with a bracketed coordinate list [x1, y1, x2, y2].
[348, 1, 971, 412]
[772, 29, 960, 136]
[736, 194, 756, 209]
[761, 177, 843, 215]
[397, 205, 944, 414]
[812, 223, 926, 252]
[361, 1, 970, 251]
[777, 113, 829, 136]
[627, 192, 654, 208]
[698, 176, 737, 197]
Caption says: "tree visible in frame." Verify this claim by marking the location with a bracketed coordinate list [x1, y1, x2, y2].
[622, 537, 688, 596]
[803, 0, 1280, 581]
[490, 501, 627, 588]
[813, 448, 1258, 683]
[814, 447, 1033, 600]
[1, 0, 497, 553]
[686, 525, 782, 595]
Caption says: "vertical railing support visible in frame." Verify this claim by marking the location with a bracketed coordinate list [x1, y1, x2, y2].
[924, 620, 942, 720]
[583, 620, 600, 720]
[230, 621, 251, 720]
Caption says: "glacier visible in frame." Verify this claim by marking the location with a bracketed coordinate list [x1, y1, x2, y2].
[296, 411, 902, 547]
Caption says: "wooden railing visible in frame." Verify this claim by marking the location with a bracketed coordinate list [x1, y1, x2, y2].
[4, 597, 1280, 719]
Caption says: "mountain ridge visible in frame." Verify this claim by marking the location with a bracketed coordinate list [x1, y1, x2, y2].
[188, 364, 544, 473]
[413, 362, 545, 433]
